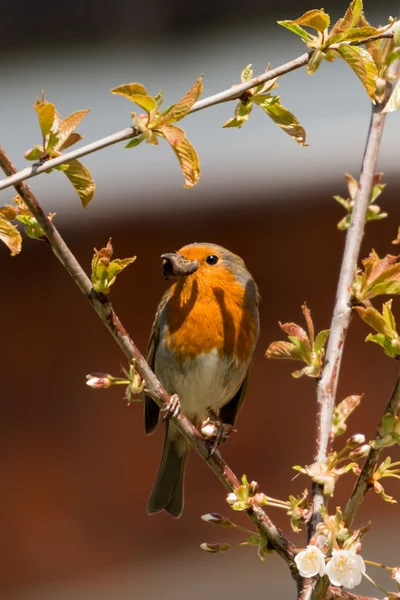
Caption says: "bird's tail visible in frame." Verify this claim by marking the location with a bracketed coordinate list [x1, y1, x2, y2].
[147, 425, 188, 518]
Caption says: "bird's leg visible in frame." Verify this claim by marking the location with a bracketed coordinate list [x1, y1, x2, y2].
[161, 393, 181, 422]
[201, 410, 235, 456]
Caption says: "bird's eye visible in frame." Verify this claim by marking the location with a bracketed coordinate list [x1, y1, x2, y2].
[206, 254, 219, 265]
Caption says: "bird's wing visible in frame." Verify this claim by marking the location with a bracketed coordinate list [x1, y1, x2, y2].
[144, 289, 170, 435]
[218, 367, 251, 427]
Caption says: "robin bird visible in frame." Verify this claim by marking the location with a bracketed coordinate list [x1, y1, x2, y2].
[144, 243, 260, 518]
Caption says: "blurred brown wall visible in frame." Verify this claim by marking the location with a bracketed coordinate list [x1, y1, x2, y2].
[1, 188, 400, 597]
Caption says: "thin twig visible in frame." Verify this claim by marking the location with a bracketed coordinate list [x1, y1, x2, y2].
[0, 146, 298, 574]
[344, 367, 400, 528]
[0, 27, 394, 194]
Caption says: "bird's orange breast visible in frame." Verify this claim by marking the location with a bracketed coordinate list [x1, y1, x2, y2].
[165, 268, 258, 363]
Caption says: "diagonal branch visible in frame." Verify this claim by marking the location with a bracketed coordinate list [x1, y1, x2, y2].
[344, 367, 400, 528]
[0, 145, 297, 573]
[0, 27, 395, 194]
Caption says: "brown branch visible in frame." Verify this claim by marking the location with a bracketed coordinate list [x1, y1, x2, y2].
[0, 27, 395, 194]
[0, 145, 297, 573]
[344, 367, 400, 528]
[326, 587, 382, 600]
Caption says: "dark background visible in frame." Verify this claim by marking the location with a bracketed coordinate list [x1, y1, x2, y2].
[1, 1, 400, 598]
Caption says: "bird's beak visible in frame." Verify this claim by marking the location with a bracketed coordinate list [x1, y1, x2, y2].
[161, 253, 199, 280]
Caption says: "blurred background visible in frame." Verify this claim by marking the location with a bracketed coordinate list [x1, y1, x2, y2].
[1, 0, 400, 598]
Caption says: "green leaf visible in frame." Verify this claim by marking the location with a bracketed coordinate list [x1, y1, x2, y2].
[34, 96, 56, 138]
[0, 216, 22, 256]
[63, 160, 95, 208]
[382, 79, 400, 114]
[387, 48, 400, 66]
[314, 329, 330, 355]
[91, 239, 136, 295]
[254, 96, 307, 146]
[336, 45, 377, 99]
[24, 146, 44, 161]
[331, 0, 363, 35]
[329, 26, 380, 44]
[365, 333, 398, 358]
[306, 50, 325, 75]
[372, 281, 400, 296]
[222, 99, 253, 129]
[277, 20, 311, 41]
[124, 137, 143, 149]
[290, 9, 330, 33]
[155, 75, 203, 126]
[158, 124, 200, 188]
[111, 83, 156, 113]
[266, 341, 304, 361]
[241, 64, 253, 82]
[332, 395, 362, 437]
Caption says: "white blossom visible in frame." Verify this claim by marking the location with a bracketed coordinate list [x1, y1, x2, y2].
[393, 568, 400, 584]
[326, 549, 366, 589]
[295, 546, 326, 577]
[226, 492, 238, 505]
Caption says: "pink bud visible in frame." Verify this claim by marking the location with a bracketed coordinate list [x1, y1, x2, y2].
[350, 444, 371, 459]
[346, 434, 366, 448]
[201, 513, 232, 526]
[86, 375, 112, 389]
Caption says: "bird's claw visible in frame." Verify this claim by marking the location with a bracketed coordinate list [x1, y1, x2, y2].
[161, 393, 181, 422]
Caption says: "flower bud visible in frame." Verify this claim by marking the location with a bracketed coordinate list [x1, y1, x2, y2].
[226, 492, 238, 505]
[349, 444, 371, 459]
[201, 513, 232, 527]
[201, 422, 217, 439]
[249, 480, 259, 495]
[346, 434, 366, 448]
[86, 374, 112, 389]
[200, 542, 230, 553]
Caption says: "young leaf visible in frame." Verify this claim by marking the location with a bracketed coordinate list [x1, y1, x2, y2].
[154, 75, 203, 126]
[329, 26, 380, 44]
[91, 239, 136, 295]
[241, 64, 253, 82]
[253, 96, 307, 146]
[330, 0, 363, 36]
[382, 79, 400, 114]
[222, 99, 253, 129]
[63, 160, 95, 208]
[336, 45, 378, 100]
[277, 21, 311, 42]
[332, 395, 362, 437]
[355, 300, 400, 358]
[306, 50, 325, 75]
[57, 110, 91, 149]
[124, 137, 144, 149]
[34, 95, 56, 139]
[335, 172, 387, 230]
[266, 304, 329, 378]
[287, 9, 330, 33]
[111, 83, 157, 113]
[158, 125, 200, 188]
[352, 252, 400, 302]
[0, 216, 22, 256]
